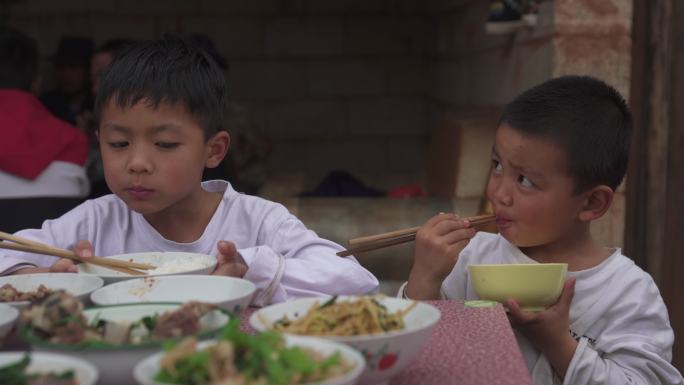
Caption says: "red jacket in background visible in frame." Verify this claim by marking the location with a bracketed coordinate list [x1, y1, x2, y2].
[0, 89, 88, 180]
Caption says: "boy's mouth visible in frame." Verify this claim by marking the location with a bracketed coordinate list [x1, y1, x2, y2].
[127, 186, 155, 199]
[495, 214, 513, 228]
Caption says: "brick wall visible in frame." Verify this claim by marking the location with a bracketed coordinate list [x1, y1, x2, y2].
[4, 0, 431, 186]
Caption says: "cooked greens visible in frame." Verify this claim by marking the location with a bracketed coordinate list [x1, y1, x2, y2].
[155, 319, 350, 385]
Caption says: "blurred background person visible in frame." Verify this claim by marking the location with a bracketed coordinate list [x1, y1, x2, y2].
[85, 38, 135, 199]
[0, 26, 89, 202]
[40, 36, 93, 127]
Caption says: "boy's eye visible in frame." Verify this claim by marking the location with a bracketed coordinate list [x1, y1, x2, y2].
[107, 141, 128, 149]
[491, 159, 503, 172]
[156, 142, 180, 149]
[518, 175, 534, 188]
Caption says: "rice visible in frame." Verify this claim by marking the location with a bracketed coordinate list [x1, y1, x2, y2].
[147, 258, 212, 275]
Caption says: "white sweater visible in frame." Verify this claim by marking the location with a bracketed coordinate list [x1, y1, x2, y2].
[440, 232, 683, 385]
[0, 180, 379, 305]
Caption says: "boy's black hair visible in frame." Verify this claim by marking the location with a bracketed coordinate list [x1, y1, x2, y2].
[0, 26, 39, 91]
[94, 35, 226, 138]
[500, 75, 632, 193]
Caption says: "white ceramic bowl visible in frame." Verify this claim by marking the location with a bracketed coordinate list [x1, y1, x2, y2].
[250, 296, 441, 385]
[0, 303, 19, 344]
[90, 275, 256, 314]
[78, 252, 217, 284]
[23, 302, 230, 385]
[0, 351, 98, 385]
[0, 273, 104, 310]
[134, 334, 366, 385]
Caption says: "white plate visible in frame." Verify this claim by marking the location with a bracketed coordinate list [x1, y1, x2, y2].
[90, 275, 255, 314]
[0, 303, 19, 343]
[25, 302, 230, 385]
[0, 351, 98, 385]
[0, 273, 104, 309]
[134, 334, 366, 385]
[78, 252, 217, 284]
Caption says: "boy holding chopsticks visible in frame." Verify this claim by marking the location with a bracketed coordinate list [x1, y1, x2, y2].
[0, 36, 378, 305]
[402, 76, 683, 384]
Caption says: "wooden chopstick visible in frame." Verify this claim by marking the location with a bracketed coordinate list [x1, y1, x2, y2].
[337, 214, 496, 257]
[0, 242, 145, 275]
[0, 231, 153, 275]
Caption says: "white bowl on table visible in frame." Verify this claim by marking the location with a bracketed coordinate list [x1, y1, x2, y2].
[22, 302, 230, 385]
[0, 351, 99, 385]
[0, 273, 104, 310]
[133, 334, 366, 385]
[78, 251, 217, 284]
[250, 296, 441, 385]
[90, 275, 256, 314]
[0, 303, 19, 345]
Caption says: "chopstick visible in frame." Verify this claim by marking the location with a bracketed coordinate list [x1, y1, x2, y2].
[337, 214, 496, 257]
[0, 231, 153, 275]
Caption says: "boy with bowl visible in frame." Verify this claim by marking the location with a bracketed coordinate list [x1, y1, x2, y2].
[0, 36, 378, 305]
[402, 76, 683, 384]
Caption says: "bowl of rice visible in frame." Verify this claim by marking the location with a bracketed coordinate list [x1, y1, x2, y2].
[78, 252, 217, 284]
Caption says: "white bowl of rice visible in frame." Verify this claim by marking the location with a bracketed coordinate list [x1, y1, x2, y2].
[250, 295, 441, 385]
[78, 252, 217, 284]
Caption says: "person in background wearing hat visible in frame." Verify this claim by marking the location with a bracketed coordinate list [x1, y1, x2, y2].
[0, 27, 89, 199]
[40, 36, 94, 126]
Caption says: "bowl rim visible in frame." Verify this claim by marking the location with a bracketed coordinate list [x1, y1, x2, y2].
[77, 251, 218, 278]
[0, 350, 99, 384]
[0, 273, 105, 308]
[133, 334, 367, 385]
[21, 301, 231, 351]
[249, 295, 441, 342]
[89, 274, 256, 305]
[0, 303, 19, 323]
[467, 263, 568, 268]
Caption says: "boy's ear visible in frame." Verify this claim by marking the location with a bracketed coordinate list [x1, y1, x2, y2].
[205, 131, 230, 168]
[578, 185, 614, 222]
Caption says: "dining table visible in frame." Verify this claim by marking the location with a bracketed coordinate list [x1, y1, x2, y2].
[239, 299, 534, 385]
[3, 299, 534, 385]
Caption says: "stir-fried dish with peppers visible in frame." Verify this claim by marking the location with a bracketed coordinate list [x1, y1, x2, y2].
[0, 354, 77, 385]
[21, 291, 217, 346]
[156, 319, 352, 385]
[272, 296, 416, 336]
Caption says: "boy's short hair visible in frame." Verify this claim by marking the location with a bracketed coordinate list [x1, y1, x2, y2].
[94, 35, 226, 138]
[0, 27, 39, 91]
[500, 75, 632, 193]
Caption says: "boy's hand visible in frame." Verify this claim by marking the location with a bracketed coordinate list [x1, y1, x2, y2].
[16, 240, 95, 274]
[507, 278, 578, 379]
[406, 213, 476, 299]
[213, 241, 248, 278]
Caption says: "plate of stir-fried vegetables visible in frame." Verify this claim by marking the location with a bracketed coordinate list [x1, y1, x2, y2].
[133, 318, 365, 385]
[0, 351, 98, 385]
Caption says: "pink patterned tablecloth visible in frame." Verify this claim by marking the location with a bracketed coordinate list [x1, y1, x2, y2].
[240, 300, 533, 385]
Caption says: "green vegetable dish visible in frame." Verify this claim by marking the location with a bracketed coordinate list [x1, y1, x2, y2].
[156, 319, 352, 385]
[0, 354, 76, 385]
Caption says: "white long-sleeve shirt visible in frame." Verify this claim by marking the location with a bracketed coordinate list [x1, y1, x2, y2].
[0, 180, 379, 305]
[439, 232, 683, 385]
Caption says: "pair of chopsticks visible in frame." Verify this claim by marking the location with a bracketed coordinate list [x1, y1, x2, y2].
[0, 231, 154, 275]
[337, 214, 496, 257]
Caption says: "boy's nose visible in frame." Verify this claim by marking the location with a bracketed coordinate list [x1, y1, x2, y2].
[491, 180, 513, 206]
[127, 151, 153, 174]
